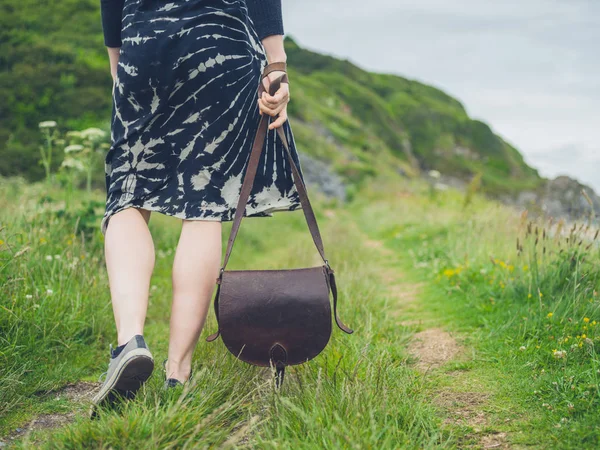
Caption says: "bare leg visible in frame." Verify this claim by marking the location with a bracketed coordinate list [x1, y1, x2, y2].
[166, 220, 222, 382]
[104, 208, 155, 346]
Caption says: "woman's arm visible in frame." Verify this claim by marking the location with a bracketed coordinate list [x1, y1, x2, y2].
[247, 1, 289, 129]
[259, 36, 289, 130]
[100, 0, 125, 80]
[107, 48, 120, 81]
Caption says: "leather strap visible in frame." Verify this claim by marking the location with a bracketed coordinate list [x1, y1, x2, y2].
[328, 271, 354, 334]
[222, 71, 328, 271]
[261, 61, 287, 78]
[205, 283, 221, 341]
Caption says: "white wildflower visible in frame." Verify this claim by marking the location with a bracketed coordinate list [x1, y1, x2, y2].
[46, 289, 53, 295]
[54, 254, 61, 260]
[519, 346, 526, 351]
[61, 158, 85, 171]
[64, 144, 84, 153]
[25, 294, 33, 299]
[553, 350, 567, 359]
[45, 255, 53, 261]
[39, 121, 57, 128]
[80, 128, 106, 139]
[428, 170, 441, 179]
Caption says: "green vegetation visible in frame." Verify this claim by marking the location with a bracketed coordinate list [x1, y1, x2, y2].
[1, 179, 444, 448]
[0, 0, 112, 180]
[0, 166, 598, 447]
[1, 0, 541, 196]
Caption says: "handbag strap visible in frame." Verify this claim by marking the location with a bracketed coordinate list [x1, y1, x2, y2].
[221, 65, 329, 272]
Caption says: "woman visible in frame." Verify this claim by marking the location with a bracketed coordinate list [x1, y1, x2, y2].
[92, 0, 301, 411]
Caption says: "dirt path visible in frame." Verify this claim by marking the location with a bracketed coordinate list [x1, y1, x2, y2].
[367, 237, 511, 450]
[0, 382, 99, 447]
[408, 328, 461, 371]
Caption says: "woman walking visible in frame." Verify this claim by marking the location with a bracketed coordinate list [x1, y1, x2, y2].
[93, 0, 300, 411]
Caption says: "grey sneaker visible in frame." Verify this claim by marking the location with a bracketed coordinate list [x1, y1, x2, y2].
[90, 335, 154, 417]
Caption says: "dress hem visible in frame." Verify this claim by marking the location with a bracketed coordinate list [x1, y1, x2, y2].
[100, 199, 301, 235]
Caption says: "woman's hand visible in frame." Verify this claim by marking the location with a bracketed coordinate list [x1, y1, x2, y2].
[258, 70, 290, 130]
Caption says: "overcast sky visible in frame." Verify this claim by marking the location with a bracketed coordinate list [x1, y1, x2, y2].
[284, 0, 600, 192]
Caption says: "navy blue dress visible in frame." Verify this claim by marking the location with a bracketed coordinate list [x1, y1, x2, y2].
[101, 0, 302, 234]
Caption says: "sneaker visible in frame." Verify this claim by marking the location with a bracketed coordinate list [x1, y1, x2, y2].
[90, 335, 154, 417]
[163, 359, 191, 390]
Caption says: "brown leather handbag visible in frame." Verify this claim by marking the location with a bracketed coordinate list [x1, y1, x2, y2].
[206, 62, 353, 386]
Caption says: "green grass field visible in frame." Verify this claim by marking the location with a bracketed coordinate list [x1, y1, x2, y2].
[0, 175, 598, 449]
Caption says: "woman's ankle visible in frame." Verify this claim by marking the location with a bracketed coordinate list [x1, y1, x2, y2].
[165, 358, 192, 382]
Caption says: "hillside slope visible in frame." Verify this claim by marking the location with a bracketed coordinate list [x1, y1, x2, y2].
[284, 38, 542, 195]
[1, 1, 541, 195]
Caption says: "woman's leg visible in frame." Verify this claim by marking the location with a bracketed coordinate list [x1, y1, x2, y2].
[166, 220, 222, 382]
[104, 207, 155, 345]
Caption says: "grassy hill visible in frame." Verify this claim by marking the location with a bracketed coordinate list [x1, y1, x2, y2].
[0, 0, 542, 196]
[284, 38, 541, 195]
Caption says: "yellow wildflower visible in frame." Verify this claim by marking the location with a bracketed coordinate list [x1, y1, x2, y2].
[593, 321, 597, 326]
[582, 334, 587, 339]
[528, 293, 532, 299]
[539, 291, 544, 298]
[443, 269, 455, 277]
[583, 317, 590, 323]
[523, 265, 529, 272]
[0, 239, 4, 246]
[508, 265, 515, 272]
[40, 237, 47, 244]
[547, 312, 553, 319]
[67, 240, 73, 245]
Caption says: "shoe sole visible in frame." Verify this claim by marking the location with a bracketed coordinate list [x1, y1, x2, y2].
[90, 348, 154, 418]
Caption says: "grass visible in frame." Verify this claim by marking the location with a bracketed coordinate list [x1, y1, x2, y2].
[1, 177, 446, 448]
[1, 175, 599, 448]
[352, 181, 600, 448]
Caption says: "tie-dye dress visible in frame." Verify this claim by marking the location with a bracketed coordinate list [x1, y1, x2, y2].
[101, 0, 302, 234]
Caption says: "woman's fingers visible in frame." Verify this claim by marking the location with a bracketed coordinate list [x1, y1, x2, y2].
[257, 71, 290, 128]
[261, 85, 289, 107]
[258, 97, 287, 117]
[268, 110, 288, 130]
[256, 99, 288, 128]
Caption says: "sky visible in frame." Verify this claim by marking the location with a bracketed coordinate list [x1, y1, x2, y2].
[284, 0, 600, 192]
